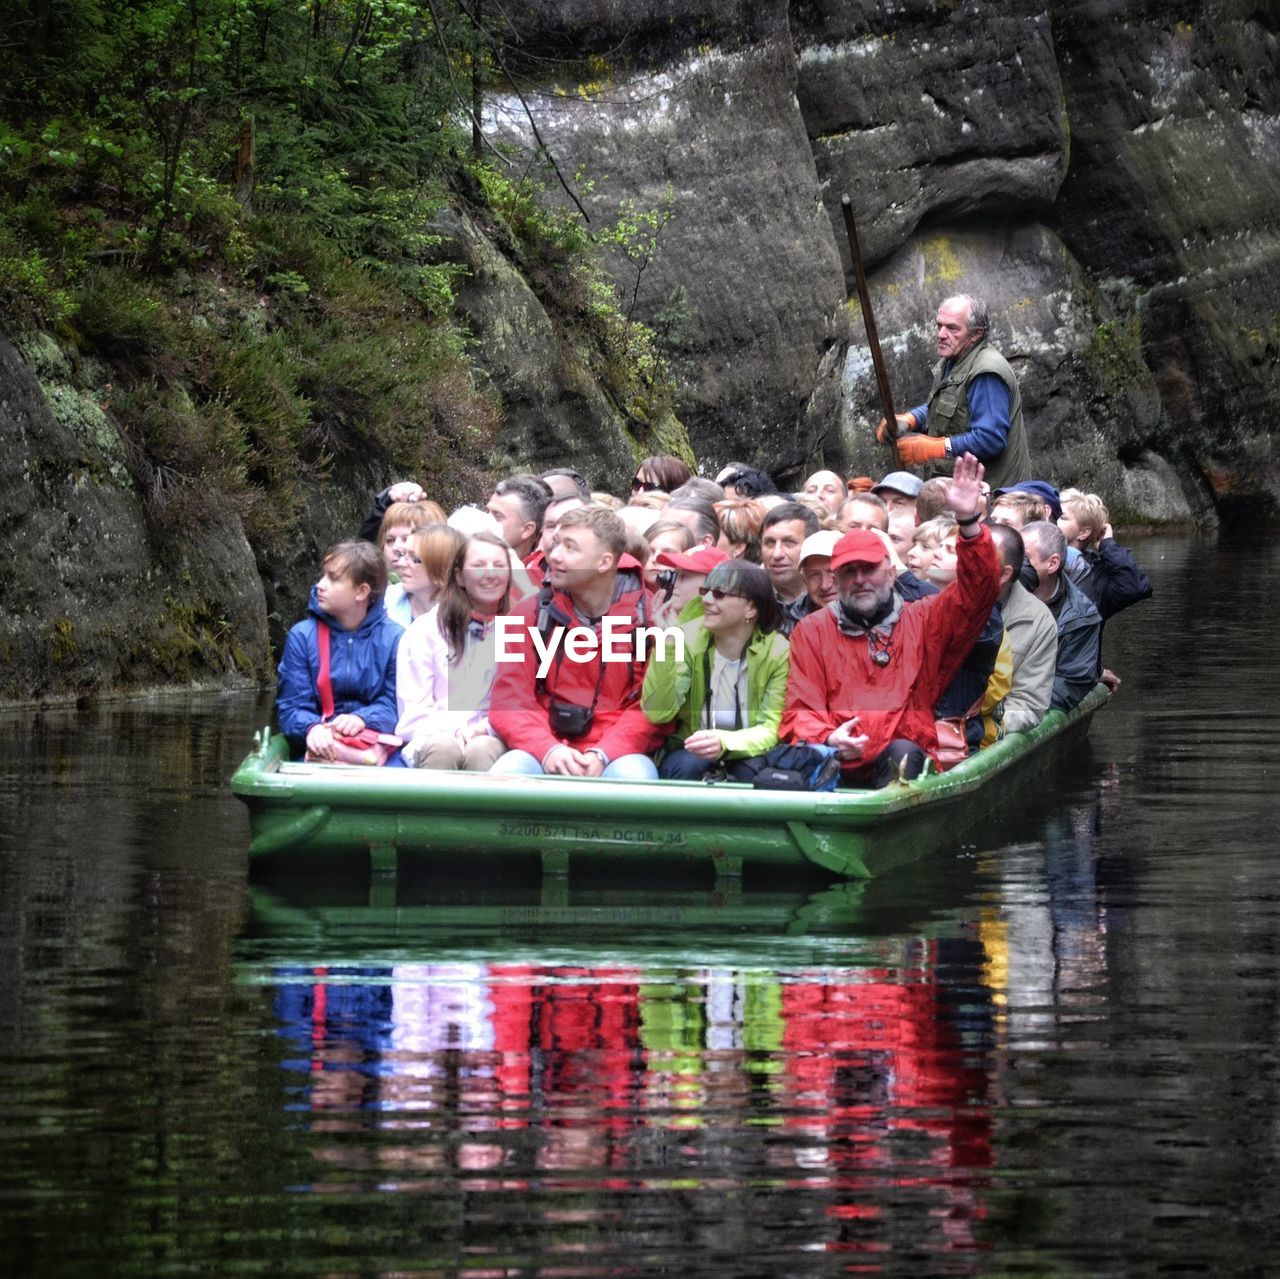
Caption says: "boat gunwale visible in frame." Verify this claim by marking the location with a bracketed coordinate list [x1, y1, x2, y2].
[231, 685, 1110, 833]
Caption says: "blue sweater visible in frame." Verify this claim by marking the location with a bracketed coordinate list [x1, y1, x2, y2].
[276, 589, 402, 755]
[909, 372, 1012, 462]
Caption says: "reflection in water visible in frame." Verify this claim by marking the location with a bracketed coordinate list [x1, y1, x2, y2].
[260, 945, 997, 1265]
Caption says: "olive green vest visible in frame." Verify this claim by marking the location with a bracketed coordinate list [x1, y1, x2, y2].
[925, 338, 1032, 491]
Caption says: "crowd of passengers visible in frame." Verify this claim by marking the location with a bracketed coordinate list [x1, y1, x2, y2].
[277, 449, 1150, 789]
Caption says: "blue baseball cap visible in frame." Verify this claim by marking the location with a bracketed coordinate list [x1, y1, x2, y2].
[994, 480, 1061, 521]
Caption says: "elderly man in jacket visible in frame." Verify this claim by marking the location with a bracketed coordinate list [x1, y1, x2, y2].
[1021, 520, 1102, 711]
[986, 522, 1057, 735]
[879, 295, 1033, 490]
[781, 453, 1001, 787]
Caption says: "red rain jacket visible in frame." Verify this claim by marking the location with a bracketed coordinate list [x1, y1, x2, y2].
[489, 565, 671, 766]
[781, 526, 1000, 778]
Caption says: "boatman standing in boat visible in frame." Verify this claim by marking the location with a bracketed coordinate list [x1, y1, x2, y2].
[878, 295, 1033, 491]
[780, 453, 1001, 788]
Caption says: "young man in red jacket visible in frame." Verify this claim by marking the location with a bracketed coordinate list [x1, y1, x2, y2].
[489, 505, 669, 779]
[781, 452, 1000, 787]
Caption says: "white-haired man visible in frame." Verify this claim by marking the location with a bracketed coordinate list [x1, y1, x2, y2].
[878, 294, 1033, 490]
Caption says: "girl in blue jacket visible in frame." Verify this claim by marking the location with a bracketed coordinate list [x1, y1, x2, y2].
[276, 541, 402, 758]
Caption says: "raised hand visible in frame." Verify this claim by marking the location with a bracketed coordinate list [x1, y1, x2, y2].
[943, 452, 986, 525]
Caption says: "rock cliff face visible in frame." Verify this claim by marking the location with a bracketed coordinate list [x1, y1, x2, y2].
[492, 0, 1277, 513]
[0, 332, 270, 702]
[491, 0, 848, 475]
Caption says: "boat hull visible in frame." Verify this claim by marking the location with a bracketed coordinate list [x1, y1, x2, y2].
[232, 685, 1108, 879]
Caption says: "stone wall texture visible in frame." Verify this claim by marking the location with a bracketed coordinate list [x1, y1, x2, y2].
[494, 0, 1278, 511]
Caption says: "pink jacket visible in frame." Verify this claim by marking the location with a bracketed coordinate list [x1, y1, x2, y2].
[395, 605, 502, 754]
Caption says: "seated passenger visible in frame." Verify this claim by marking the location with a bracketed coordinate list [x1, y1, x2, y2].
[906, 516, 955, 582]
[924, 518, 1006, 757]
[642, 560, 789, 781]
[1058, 489, 1153, 621]
[836, 491, 888, 534]
[276, 541, 401, 760]
[652, 545, 729, 627]
[377, 500, 440, 589]
[910, 477, 950, 524]
[633, 454, 694, 496]
[1021, 520, 1103, 711]
[642, 519, 696, 591]
[527, 493, 588, 587]
[793, 494, 839, 530]
[989, 488, 1047, 529]
[448, 506, 537, 601]
[357, 481, 444, 544]
[996, 480, 1061, 521]
[780, 453, 1000, 787]
[887, 507, 918, 562]
[489, 506, 669, 780]
[761, 501, 821, 632]
[665, 494, 721, 548]
[719, 465, 779, 501]
[669, 476, 726, 504]
[395, 532, 512, 771]
[385, 523, 464, 628]
[870, 471, 922, 518]
[984, 523, 1057, 738]
[778, 530, 841, 634]
[540, 467, 592, 502]
[486, 474, 553, 565]
[800, 469, 848, 516]
[714, 498, 766, 563]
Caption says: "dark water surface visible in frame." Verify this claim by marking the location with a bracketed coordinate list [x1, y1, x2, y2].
[3, 533, 1279, 1276]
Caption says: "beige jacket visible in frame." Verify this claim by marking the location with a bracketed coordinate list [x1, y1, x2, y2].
[1000, 581, 1057, 733]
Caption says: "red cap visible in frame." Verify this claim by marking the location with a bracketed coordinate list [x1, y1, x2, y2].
[655, 545, 730, 574]
[830, 528, 890, 571]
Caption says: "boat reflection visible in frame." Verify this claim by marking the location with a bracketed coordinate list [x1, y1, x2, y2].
[241, 866, 999, 1265]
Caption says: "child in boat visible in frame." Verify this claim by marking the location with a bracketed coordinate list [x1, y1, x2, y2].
[395, 531, 512, 770]
[640, 559, 791, 781]
[276, 540, 402, 760]
[905, 516, 955, 583]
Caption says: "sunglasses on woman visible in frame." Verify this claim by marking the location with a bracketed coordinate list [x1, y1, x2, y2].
[700, 586, 745, 601]
[631, 477, 662, 492]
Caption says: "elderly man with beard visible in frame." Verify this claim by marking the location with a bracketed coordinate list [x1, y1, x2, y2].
[780, 453, 1001, 788]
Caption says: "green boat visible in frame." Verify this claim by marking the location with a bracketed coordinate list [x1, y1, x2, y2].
[231, 684, 1109, 880]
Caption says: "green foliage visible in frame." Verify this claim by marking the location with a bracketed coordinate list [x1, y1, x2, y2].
[0, 0, 680, 567]
[1087, 313, 1146, 395]
[473, 162, 678, 424]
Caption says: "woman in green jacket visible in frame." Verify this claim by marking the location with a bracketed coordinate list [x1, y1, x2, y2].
[642, 559, 789, 781]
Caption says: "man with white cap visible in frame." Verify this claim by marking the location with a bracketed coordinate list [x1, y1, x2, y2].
[781, 453, 1001, 787]
[778, 530, 842, 636]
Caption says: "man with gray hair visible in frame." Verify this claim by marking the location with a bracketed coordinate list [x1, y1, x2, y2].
[878, 293, 1033, 490]
[1021, 519, 1102, 712]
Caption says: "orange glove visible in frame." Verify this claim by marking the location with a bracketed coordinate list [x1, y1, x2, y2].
[895, 433, 947, 465]
[875, 412, 917, 444]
